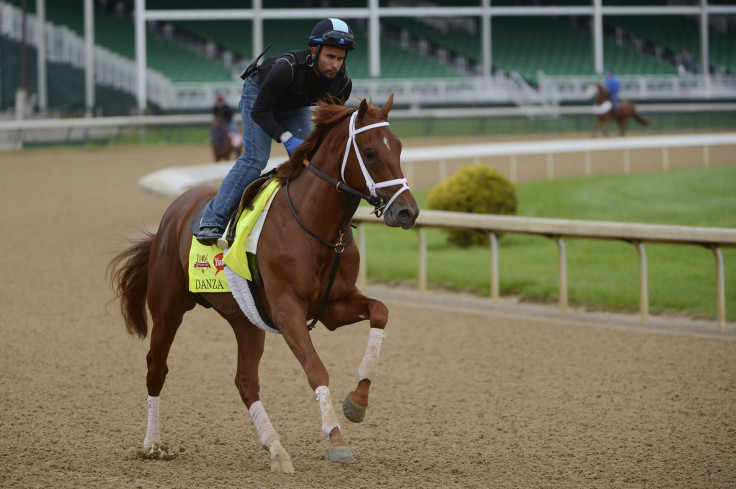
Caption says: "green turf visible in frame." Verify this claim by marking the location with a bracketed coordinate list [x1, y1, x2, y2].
[359, 164, 736, 321]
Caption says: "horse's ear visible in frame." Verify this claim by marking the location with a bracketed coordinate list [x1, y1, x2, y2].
[380, 93, 394, 121]
[358, 98, 369, 122]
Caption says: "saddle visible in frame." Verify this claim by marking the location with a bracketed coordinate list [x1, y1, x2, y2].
[190, 170, 278, 246]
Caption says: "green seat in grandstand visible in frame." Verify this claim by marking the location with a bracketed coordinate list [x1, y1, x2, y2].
[7, 0, 232, 83]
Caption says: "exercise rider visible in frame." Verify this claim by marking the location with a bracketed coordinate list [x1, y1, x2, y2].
[605, 68, 621, 115]
[197, 18, 355, 246]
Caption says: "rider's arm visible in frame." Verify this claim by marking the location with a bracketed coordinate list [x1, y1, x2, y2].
[251, 59, 295, 142]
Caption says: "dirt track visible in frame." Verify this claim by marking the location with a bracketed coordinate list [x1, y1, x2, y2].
[1, 145, 735, 488]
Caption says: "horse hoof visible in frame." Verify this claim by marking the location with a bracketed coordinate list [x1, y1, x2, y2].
[140, 442, 177, 460]
[342, 394, 366, 423]
[269, 441, 295, 474]
[327, 446, 356, 463]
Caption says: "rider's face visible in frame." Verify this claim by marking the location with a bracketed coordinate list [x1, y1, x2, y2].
[313, 46, 347, 79]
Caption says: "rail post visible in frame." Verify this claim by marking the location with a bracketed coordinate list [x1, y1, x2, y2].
[634, 240, 649, 325]
[489, 232, 499, 307]
[554, 236, 568, 316]
[417, 227, 427, 299]
[712, 245, 726, 332]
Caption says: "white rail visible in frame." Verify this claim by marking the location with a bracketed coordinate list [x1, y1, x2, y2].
[133, 132, 736, 198]
[352, 208, 736, 332]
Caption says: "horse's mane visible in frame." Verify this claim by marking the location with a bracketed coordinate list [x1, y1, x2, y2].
[277, 98, 385, 179]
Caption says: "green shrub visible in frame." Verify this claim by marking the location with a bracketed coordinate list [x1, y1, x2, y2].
[427, 165, 517, 247]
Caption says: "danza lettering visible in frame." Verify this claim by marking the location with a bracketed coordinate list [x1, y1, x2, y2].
[194, 278, 225, 290]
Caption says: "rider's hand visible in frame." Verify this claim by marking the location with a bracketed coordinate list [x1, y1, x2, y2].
[281, 132, 304, 156]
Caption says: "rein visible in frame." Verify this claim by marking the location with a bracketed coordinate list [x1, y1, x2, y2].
[285, 109, 409, 330]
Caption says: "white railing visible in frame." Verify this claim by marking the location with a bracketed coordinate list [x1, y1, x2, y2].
[129, 132, 736, 198]
[352, 208, 736, 332]
[0, 1, 177, 110]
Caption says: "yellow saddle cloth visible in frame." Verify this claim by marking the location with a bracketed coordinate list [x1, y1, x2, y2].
[188, 179, 281, 292]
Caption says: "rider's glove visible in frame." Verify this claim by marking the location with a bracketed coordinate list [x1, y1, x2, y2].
[281, 131, 304, 157]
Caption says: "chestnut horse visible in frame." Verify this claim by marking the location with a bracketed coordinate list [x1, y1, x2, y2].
[210, 118, 242, 162]
[589, 82, 650, 137]
[108, 95, 419, 472]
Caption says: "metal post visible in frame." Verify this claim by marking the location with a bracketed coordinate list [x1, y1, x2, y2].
[252, 0, 262, 59]
[481, 0, 491, 79]
[555, 236, 568, 316]
[489, 232, 499, 307]
[700, 0, 710, 96]
[712, 245, 726, 332]
[35, 0, 47, 113]
[369, 0, 380, 77]
[84, 0, 94, 116]
[417, 227, 427, 298]
[635, 241, 649, 325]
[357, 226, 367, 289]
[593, 0, 603, 74]
[135, 0, 147, 114]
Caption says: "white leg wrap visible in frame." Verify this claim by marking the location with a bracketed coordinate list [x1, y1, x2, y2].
[248, 401, 280, 449]
[358, 328, 386, 382]
[315, 386, 340, 438]
[144, 395, 161, 450]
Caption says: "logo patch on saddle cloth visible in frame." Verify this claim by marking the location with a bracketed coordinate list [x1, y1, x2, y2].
[188, 239, 231, 292]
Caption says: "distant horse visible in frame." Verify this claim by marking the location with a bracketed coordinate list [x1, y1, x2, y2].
[588, 82, 650, 137]
[210, 118, 242, 162]
[108, 95, 419, 472]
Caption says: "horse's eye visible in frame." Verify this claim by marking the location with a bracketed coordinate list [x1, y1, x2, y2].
[363, 149, 376, 162]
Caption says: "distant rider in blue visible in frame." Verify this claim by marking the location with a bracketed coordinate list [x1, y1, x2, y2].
[197, 18, 355, 246]
[605, 68, 621, 115]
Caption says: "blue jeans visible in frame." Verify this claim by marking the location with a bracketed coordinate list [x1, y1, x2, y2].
[200, 77, 312, 230]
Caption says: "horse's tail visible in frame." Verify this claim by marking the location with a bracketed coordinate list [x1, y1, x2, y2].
[107, 232, 154, 339]
[632, 108, 650, 126]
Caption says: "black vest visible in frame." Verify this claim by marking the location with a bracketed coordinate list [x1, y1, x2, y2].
[254, 50, 351, 102]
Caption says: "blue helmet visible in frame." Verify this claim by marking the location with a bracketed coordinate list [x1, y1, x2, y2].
[309, 18, 355, 51]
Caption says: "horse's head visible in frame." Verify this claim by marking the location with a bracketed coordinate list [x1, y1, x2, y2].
[286, 94, 419, 229]
[586, 83, 609, 104]
[341, 95, 419, 229]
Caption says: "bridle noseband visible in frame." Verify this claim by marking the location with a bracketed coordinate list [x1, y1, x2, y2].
[340, 111, 410, 217]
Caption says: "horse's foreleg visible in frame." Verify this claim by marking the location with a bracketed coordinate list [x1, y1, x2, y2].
[320, 293, 389, 424]
[275, 302, 355, 463]
[228, 317, 295, 473]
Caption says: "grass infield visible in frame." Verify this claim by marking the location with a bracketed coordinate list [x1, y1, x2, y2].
[359, 164, 736, 321]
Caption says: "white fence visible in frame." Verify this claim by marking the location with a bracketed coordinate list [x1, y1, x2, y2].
[352, 208, 736, 332]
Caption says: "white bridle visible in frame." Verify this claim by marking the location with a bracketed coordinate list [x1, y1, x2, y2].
[340, 111, 410, 215]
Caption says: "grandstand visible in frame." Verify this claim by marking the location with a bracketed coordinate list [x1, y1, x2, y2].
[1, 0, 735, 116]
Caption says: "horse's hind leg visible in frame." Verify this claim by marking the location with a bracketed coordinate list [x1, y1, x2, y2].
[224, 312, 294, 473]
[320, 290, 389, 425]
[142, 266, 192, 456]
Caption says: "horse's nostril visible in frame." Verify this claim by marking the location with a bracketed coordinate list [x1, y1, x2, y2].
[398, 209, 413, 224]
